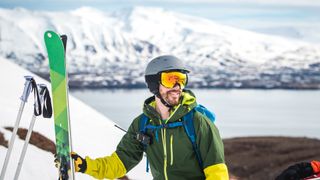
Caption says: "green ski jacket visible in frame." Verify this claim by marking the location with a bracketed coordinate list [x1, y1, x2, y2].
[85, 90, 229, 180]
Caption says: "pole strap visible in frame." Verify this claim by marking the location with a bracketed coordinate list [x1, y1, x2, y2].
[39, 85, 52, 118]
[29, 78, 42, 116]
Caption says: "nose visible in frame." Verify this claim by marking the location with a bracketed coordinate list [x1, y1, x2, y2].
[172, 83, 181, 90]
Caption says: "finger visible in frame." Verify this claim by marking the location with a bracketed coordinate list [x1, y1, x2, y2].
[75, 157, 83, 165]
[71, 152, 80, 159]
[73, 160, 80, 172]
[70, 152, 77, 159]
[74, 165, 80, 172]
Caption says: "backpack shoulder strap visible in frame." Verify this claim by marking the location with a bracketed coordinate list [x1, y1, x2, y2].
[195, 104, 215, 122]
[139, 113, 151, 172]
[139, 114, 150, 133]
[182, 108, 203, 169]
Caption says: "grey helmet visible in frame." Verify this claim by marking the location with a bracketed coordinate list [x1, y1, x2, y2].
[145, 55, 190, 94]
[145, 55, 189, 76]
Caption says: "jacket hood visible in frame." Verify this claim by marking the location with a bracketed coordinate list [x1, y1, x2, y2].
[143, 89, 197, 123]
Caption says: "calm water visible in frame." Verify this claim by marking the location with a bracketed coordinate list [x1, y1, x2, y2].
[71, 89, 320, 139]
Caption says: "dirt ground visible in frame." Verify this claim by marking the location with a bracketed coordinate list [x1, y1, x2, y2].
[224, 136, 320, 180]
[3, 127, 56, 154]
[1, 128, 320, 179]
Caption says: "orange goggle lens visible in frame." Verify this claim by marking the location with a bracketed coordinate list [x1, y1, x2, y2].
[160, 71, 187, 89]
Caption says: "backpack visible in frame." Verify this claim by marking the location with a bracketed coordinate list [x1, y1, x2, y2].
[138, 104, 215, 171]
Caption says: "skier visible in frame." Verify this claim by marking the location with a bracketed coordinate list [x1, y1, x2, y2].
[276, 160, 320, 180]
[69, 55, 229, 179]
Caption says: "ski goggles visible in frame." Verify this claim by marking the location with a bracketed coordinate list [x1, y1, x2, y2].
[160, 71, 188, 89]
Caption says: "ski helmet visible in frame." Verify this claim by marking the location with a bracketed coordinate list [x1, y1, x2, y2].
[145, 55, 190, 94]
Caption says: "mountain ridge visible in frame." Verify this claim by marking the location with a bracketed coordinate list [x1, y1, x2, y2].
[1, 6, 320, 89]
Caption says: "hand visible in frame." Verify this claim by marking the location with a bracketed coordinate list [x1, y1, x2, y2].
[276, 162, 313, 180]
[71, 152, 87, 173]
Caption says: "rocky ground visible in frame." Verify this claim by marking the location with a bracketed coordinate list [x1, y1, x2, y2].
[1, 128, 320, 180]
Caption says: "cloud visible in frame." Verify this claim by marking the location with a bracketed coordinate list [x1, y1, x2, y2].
[2, 0, 320, 6]
[160, 0, 320, 6]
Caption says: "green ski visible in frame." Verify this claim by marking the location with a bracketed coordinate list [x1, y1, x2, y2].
[44, 31, 74, 180]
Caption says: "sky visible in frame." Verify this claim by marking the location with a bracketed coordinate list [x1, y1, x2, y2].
[0, 0, 320, 43]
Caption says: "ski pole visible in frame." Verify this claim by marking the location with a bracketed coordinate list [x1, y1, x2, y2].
[13, 114, 37, 180]
[0, 76, 34, 180]
[14, 84, 50, 180]
[114, 124, 127, 133]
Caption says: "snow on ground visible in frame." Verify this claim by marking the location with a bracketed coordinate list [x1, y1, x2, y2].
[0, 57, 152, 179]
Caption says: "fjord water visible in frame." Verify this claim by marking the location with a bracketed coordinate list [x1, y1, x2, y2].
[71, 89, 320, 139]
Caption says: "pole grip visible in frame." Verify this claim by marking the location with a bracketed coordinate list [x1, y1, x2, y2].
[20, 76, 34, 102]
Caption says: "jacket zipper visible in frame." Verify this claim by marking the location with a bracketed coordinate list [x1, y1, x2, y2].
[161, 128, 168, 180]
[160, 104, 180, 180]
[170, 134, 173, 166]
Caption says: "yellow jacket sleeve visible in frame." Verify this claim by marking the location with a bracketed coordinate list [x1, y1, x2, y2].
[84, 152, 127, 179]
[204, 163, 229, 180]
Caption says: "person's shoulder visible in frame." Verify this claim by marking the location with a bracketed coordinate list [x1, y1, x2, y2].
[127, 113, 145, 132]
[193, 110, 211, 123]
[193, 109, 218, 131]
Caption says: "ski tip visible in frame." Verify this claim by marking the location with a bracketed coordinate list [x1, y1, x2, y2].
[44, 30, 58, 40]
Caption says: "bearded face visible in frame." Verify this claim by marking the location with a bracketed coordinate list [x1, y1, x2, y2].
[158, 84, 182, 106]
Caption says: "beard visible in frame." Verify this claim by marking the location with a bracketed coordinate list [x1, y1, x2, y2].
[160, 89, 182, 106]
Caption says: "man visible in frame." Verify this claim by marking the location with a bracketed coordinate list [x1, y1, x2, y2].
[70, 55, 229, 179]
[276, 160, 320, 180]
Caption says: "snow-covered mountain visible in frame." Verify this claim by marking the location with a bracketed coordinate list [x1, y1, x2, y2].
[1, 6, 320, 89]
[0, 58, 152, 179]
